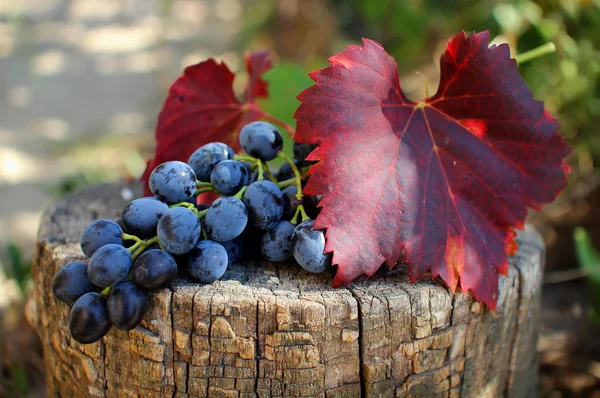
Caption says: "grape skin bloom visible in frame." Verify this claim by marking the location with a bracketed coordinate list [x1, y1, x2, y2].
[87, 244, 132, 287]
[69, 292, 112, 344]
[121, 197, 169, 238]
[157, 207, 201, 255]
[239, 121, 283, 161]
[80, 219, 123, 257]
[261, 221, 295, 262]
[188, 240, 228, 283]
[52, 261, 97, 303]
[188, 142, 235, 182]
[243, 180, 284, 230]
[149, 161, 197, 204]
[291, 220, 331, 273]
[210, 160, 249, 196]
[204, 197, 248, 242]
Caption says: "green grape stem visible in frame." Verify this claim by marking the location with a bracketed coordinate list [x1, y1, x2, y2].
[197, 181, 213, 187]
[514, 42, 556, 64]
[277, 152, 303, 201]
[277, 178, 296, 189]
[290, 204, 310, 225]
[234, 185, 248, 200]
[233, 154, 264, 180]
[169, 201, 199, 216]
[262, 161, 277, 182]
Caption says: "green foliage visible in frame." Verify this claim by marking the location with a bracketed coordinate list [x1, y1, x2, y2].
[258, 61, 324, 165]
[573, 227, 600, 325]
[1, 244, 32, 299]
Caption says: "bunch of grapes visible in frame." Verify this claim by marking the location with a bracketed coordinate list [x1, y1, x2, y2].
[52, 121, 331, 344]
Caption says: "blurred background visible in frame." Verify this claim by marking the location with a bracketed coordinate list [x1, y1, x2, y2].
[0, 0, 598, 396]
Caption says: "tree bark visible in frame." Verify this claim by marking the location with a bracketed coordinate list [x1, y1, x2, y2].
[28, 183, 544, 397]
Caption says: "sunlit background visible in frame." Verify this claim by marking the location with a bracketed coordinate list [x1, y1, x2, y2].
[0, 0, 598, 396]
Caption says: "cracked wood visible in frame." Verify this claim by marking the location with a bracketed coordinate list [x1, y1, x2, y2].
[29, 183, 543, 397]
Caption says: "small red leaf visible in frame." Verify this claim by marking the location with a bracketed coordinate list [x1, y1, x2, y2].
[244, 50, 272, 102]
[141, 52, 272, 196]
[294, 32, 570, 308]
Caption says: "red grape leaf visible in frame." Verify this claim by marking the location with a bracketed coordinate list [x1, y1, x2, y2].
[294, 31, 570, 308]
[141, 51, 273, 195]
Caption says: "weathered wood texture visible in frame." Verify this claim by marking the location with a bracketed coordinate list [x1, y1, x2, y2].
[29, 183, 544, 398]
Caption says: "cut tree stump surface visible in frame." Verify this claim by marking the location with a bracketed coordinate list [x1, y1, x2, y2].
[29, 183, 544, 398]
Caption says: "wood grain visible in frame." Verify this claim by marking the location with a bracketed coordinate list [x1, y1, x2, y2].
[29, 183, 544, 397]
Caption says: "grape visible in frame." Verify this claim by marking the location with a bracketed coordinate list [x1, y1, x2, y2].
[69, 292, 112, 344]
[243, 180, 284, 230]
[196, 203, 210, 211]
[121, 197, 169, 238]
[204, 197, 248, 242]
[281, 186, 299, 220]
[52, 261, 97, 303]
[239, 121, 283, 161]
[241, 162, 259, 184]
[261, 221, 295, 262]
[276, 159, 299, 182]
[157, 207, 201, 255]
[221, 237, 244, 265]
[149, 161, 197, 204]
[210, 160, 249, 196]
[304, 193, 322, 219]
[291, 220, 331, 273]
[81, 219, 123, 257]
[293, 142, 317, 166]
[133, 249, 178, 291]
[106, 281, 149, 331]
[188, 240, 228, 283]
[87, 244, 132, 287]
[188, 142, 235, 182]
[115, 217, 129, 234]
[240, 222, 264, 260]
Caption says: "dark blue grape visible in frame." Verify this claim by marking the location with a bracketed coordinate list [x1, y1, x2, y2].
[276, 159, 299, 182]
[69, 292, 112, 344]
[293, 142, 317, 166]
[291, 220, 330, 273]
[81, 219, 123, 257]
[115, 217, 129, 234]
[157, 207, 201, 255]
[133, 249, 178, 291]
[210, 160, 249, 196]
[106, 281, 149, 331]
[281, 186, 299, 220]
[121, 197, 169, 238]
[261, 221, 295, 262]
[149, 161, 197, 204]
[241, 162, 259, 184]
[52, 261, 97, 303]
[240, 222, 263, 260]
[188, 240, 228, 283]
[196, 203, 210, 211]
[87, 244, 132, 287]
[221, 237, 244, 265]
[204, 197, 248, 242]
[188, 142, 235, 182]
[304, 193, 322, 219]
[243, 180, 283, 230]
[239, 121, 283, 161]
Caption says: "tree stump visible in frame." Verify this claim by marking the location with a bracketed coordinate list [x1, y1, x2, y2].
[28, 183, 544, 398]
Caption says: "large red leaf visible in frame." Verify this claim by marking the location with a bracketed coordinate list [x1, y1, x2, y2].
[294, 31, 570, 308]
[141, 52, 273, 195]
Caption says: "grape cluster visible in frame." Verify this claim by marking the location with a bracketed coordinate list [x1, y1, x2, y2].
[52, 121, 329, 344]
